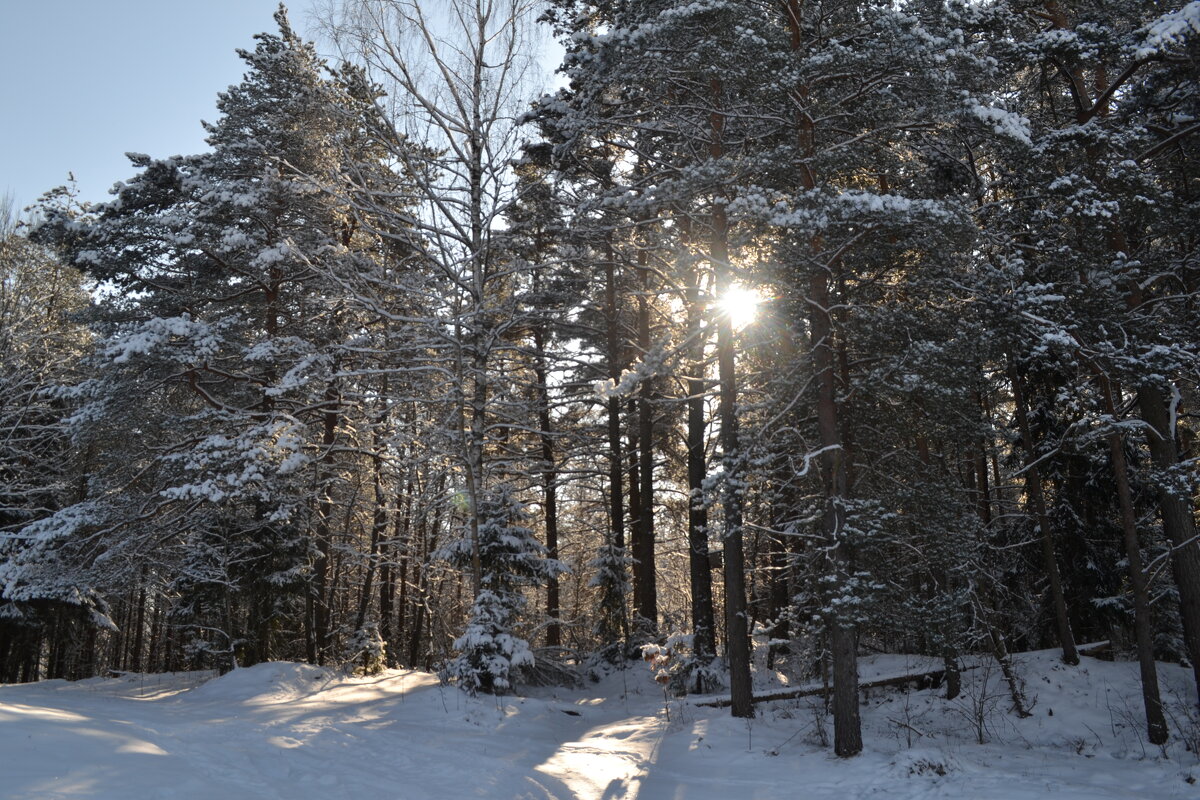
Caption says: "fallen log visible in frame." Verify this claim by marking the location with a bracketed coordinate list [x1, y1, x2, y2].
[696, 644, 1115, 709]
[695, 668, 948, 708]
[1077, 640, 1112, 660]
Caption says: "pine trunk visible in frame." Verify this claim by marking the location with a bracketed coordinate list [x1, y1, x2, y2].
[809, 267, 861, 756]
[633, 247, 657, 636]
[713, 215, 752, 717]
[604, 249, 629, 648]
[1007, 357, 1079, 665]
[685, 244, 716, 670]
[1101, 386, 1168, 743]
[534, 326, 561, 647]
[1137, 383, 1200, 699]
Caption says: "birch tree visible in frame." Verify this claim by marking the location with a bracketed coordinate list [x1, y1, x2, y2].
[323, 0, 561, 682]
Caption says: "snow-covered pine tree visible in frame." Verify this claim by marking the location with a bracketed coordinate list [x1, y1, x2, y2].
[19, 7, 401, 671]
[747, 0, 1000, 755]
[498, 145, 590, 650]
[521, 107, 639, 661]
[971, 0, 1200, 741]
[538, 0, 791, 711]
[0, 197, 99, 682]
[440, 485, 565, 694]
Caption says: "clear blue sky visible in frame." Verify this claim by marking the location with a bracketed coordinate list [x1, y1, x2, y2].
[0, 1, 314, 213]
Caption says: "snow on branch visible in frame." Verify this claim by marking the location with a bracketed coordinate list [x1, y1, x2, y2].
[1135, 2, 1200, 60]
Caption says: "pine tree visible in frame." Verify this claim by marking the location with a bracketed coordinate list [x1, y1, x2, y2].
[19, 7, 403, 670]
[440, 485, 565, 694]
[0, 197, 99, 682]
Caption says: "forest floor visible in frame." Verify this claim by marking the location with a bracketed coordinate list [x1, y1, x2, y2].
[1, 647, 1198, 799]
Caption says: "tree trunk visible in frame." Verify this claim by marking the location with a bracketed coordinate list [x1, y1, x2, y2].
[309, 382, 342, 666]
[603, 247, 629, 648]
[685, 251, 716, 676]
[971, 390, 994, 527]
[379, 489, 399, 667]
[533, 324, 561, 647]
[781, 0, 859, 751]
[1007, 356, 1079, 665]
[810, 268, 862, 756]
[409, 513, 430, 668]
[627, 422, 643, 632]
[354, 457, 389, 635]
[712, 212, 752, 717]
[465, 339, 487, 597]
[989, 624, 1032, 717]
[131, 582, 146, 673]
[1137, 382, 1200, 699]
[1099, 377, 1168, 744]
[704, 75, 752, 719]
[632, 245, 657, 636]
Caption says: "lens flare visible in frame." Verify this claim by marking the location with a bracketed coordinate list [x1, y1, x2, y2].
[716, 284, 761, 330]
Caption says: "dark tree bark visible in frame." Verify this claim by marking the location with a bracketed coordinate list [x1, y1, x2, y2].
[379, 487, 402, 668]
[631, 245, 658, 637]
[131, 583, 147, 673]
[1137, 383, 1200, 699]
[685, 252, 716, 675]
[385, 477, 414, 667]
[780, 0, 859, 752]
[354, 451, 389, 635]
[603, 247, 629, 647]
[706, 77, 751, 719]
[533, 324, 561, 647]
[1099, 376, 1168, 744]
[408, 512, 429, 669]
[627, 422, 643, 624]
[810, 267, 861, 756]
[307, 381, 342, 666]
[1007, 356, 1080, 666]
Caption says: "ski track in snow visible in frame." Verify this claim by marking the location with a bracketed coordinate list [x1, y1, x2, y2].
[1, 651, 1197, 799]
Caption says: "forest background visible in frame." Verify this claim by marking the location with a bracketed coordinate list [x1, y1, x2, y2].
[2, 0, 1199, 758]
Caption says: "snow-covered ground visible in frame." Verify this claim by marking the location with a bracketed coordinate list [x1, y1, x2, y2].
[1, 649, 1197, 799]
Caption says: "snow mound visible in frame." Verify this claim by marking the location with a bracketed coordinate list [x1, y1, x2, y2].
[184, 661, 335, 704]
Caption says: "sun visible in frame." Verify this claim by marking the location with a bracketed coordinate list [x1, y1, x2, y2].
[715, 283, 762, 330]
